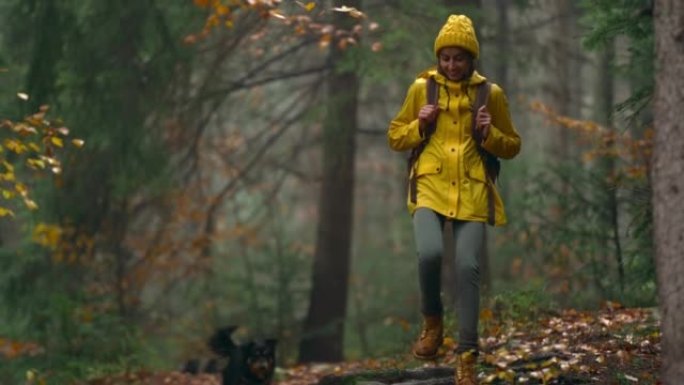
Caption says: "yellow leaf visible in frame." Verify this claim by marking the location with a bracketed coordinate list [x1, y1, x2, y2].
[3, 139, 28, 154]
[15, 183, 28, 197]
[32, 223, 62, 248]
[42, 156, 58, 166]
[27, 158, 46, 169]
[0, 172, 16, 182]
[296, 1, 316, 11]
[2, 189, 14, 199]
[0, 207, 14, 217]
[2, 160, 14, 172]
[51, 137, 64, 147]
[17, 92, 29, 101]
[24, 198, 38, 210]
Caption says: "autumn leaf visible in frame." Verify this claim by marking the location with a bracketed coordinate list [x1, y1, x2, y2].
[32, 223, 62, 249]
[3, 139, 28, 154]
[17, 92, 29, 101]
[50, 136, 64, 147]
[296, 1, 316, 11]
[13, 123, 38, 136]
[332, 5, 365, 18]
[27, 158, 46, 170]
[269, 9, 287, 20]
[0, 207, 14, 217]
[71, 139, 85, 148]
[318, 33, 332, 49]
[215, 4, 231, 16]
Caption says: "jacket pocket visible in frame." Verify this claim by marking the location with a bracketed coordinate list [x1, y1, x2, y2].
[466, 162, 487, 183]
[416, 154, 443, 177]
[464, 162, 490, 218]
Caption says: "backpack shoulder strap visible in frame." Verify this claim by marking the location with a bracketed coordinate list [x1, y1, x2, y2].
[471, 81, 498, 225]
[423, 76, 439, 138]
[426, 76, 439, 105]
[408, 76, 439, 204]
[471, 81, 491, 144]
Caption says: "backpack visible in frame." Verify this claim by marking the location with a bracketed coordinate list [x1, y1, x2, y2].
[407, 76, 500, 225]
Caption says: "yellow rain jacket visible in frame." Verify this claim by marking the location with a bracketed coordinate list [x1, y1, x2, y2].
[388, 69, 521, 226]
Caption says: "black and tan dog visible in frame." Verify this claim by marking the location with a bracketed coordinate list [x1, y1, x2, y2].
[183, 326, 277, 385]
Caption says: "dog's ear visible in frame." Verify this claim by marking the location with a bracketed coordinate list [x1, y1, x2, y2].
[264, 338, 277, 350]
[208, 326, 238, 357]
[182, 359, 201, 374]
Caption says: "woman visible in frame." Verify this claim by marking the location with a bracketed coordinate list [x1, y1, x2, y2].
[387, 14, 521, 384]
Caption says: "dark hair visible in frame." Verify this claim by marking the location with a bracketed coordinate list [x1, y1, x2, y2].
[436, 49, 476, 81]
[436, 49, 476, 102]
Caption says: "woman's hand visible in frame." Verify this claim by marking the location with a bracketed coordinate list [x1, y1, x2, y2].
[418, 104, 440, 134]
[475, 105, 491, 139]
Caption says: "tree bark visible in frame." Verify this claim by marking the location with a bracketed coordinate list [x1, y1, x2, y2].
[653, 0, 684, 382]
[594, 40, 625, 295]
[298, 0, 361, 363]
[549, 0, 581, 160]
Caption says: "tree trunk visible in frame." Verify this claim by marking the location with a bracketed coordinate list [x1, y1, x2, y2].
[549, 0, 581, 160]
[653, 0, 684, 382]
[595, 40, 625, 296]
[298, 0, 361, 363]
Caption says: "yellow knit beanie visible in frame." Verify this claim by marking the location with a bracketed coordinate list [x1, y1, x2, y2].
[434, 14, 479, 59]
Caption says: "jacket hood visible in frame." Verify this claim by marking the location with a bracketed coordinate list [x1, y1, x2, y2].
[417, 67, 487, 86]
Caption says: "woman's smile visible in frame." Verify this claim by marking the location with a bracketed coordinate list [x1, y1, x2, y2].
[439, 46, 472, 81]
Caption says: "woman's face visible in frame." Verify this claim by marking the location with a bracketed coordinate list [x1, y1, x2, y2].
[438, 47, 472, 81]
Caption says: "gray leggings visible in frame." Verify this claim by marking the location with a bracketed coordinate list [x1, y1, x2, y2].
[413, 208, 484, 353]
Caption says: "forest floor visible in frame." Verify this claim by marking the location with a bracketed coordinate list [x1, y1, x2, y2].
[85, 304, 661, 385]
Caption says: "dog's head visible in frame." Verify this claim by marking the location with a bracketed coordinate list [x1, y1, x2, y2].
[243, 338, 277, 381]
[208, 325, 238, 357]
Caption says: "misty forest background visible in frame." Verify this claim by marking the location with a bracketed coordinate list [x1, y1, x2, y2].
[0, 0, 663, 383]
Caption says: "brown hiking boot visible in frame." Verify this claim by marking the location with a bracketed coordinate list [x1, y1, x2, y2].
[412, 314, 443, 359]
[454, 350, 478, 385]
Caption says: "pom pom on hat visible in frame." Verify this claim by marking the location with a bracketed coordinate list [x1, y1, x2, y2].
[434, 14, 479, 59]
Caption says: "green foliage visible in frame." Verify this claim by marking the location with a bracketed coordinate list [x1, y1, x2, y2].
[0, 247, 145, 384]
[507, 159, 655, 308]
[0, 0, 201, 380]
[344, 242, 419, 359]
[359, 1, 462, 85]
[490, 281, 557, 324]
[580, 0, 654, 124]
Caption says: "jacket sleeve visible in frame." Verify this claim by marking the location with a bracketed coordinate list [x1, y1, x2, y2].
[481, 84, 521, 159]
[387, 80, 425, 152]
